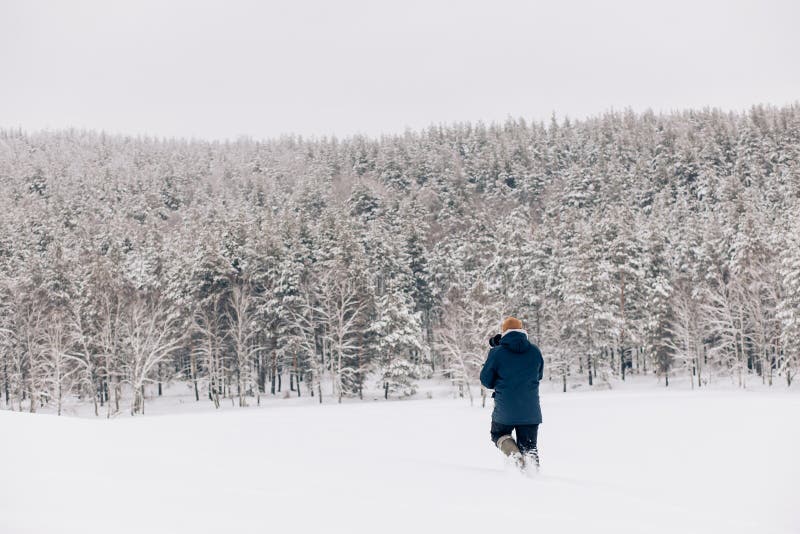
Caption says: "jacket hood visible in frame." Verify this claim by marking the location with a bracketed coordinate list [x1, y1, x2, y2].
[500, 330, 531, 353]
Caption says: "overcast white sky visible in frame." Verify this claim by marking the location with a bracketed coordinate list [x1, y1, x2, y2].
[1, 0, 798, 140]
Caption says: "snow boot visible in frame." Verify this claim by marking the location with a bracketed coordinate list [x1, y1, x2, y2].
[523, 448, 540, 474]
[497, 434, 525, 470]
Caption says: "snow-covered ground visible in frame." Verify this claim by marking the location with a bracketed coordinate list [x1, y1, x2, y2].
[2, 387, 798, 534]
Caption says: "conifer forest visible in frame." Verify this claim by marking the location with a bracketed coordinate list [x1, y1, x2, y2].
[1, 104, 799, 416]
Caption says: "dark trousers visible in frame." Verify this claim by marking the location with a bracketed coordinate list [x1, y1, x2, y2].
[490, 421, 539, 454]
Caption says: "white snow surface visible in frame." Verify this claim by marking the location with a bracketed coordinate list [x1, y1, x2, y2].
[2, 388, 798, 534]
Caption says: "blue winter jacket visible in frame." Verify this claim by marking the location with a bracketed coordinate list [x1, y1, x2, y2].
[479, 330, 544, 425]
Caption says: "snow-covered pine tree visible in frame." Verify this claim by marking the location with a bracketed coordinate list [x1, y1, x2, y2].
[777, 214, 800, 386]
[372, 289, 424, 399]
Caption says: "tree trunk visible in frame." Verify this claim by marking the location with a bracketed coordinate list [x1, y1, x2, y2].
[269, 351, 276, 395]
[190, 343, 198, 401]
[357, 341, 363, 401]
[768, 346, 774, 386]
[3, 358, 9, 406]
[29, 378, 36, 413]
[114, 376, 120, 414]
[619, 270, 626, 381]
[294, 353, 301, 397]
[610, 346, 615, 375]
[258, 345, 266, 393]
[237, 370, 244, 407]
[697, 354, 702, 388]
[106, 378, 112, 419]
[92, 380, 99, 417]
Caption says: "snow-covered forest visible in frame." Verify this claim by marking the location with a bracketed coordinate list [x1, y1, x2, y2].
[1, 104, 799, 416]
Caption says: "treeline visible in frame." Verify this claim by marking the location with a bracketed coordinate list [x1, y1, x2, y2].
[1, 104, 799, 415]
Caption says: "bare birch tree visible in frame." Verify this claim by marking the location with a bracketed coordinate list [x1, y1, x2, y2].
[435, 281, 502, 405]
[121, 296, 184, 415]
[319, 275, 365, 403]
[225, 283, 261, 407]
[192, 298, 226, 409]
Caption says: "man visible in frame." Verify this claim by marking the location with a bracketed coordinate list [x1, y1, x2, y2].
[479, 316, 544, 471]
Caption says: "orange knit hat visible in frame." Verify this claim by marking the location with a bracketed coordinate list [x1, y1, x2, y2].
[501, 316, 523, 332]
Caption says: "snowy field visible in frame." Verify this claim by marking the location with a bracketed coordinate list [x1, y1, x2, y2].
[2, 387, 798, 534]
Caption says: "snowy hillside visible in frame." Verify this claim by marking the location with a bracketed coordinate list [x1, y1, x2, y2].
[3, 107, 800, 421]
[2, 389, 797, 534]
